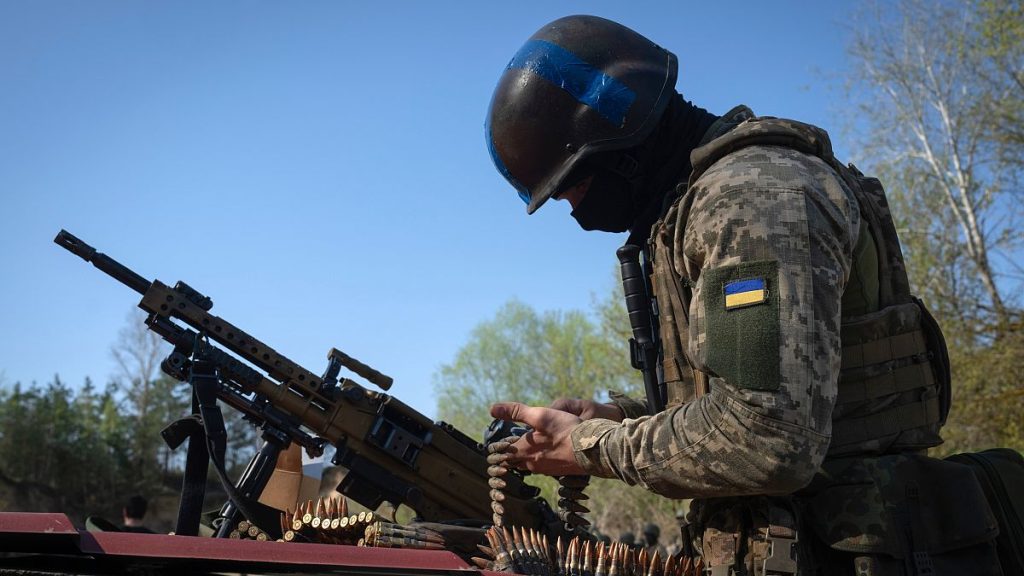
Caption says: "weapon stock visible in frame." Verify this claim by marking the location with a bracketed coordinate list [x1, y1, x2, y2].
[55, 229, 555, 532]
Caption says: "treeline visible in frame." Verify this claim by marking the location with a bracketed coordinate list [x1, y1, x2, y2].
[0, 315, 257, 529]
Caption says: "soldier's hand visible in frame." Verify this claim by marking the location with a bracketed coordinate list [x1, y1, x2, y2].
[549, 398, 625, 421]
[490, 402, 585, 477]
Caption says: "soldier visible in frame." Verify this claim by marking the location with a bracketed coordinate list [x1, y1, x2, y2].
[641, 523, 667, 560]
[121, 495, 155, 534]
[618, 531, 636, 548]
[485, 15, 970, 575]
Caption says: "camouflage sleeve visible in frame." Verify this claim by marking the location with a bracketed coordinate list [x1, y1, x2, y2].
[571, 145, 859, 498]
[607, 390, 649, 419]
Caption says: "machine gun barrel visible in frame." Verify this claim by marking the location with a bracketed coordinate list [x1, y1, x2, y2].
[55, 230, 151, 295]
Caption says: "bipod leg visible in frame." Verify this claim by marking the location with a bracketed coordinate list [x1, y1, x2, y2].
[213, 425, 292, 539]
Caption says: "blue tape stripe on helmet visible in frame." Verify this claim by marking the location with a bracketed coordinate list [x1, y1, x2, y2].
[486, 121, 531, 204]
[507, 39, 636, 126]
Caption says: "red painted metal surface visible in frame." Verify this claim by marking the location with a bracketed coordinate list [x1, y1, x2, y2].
[80, 530, 475, 570]
[0, 512, 78, 535]
[0, 512, 500, 574]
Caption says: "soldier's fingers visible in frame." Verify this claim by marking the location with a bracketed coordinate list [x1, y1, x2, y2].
[487, 452, 511, 465]
[548, 398, 582, 415]
[490, 401, 532, 423]
[487, 440, 516, 454]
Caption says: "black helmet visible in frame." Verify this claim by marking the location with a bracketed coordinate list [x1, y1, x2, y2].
[486, 15, 678, 214]
[643, 522, 660, 537]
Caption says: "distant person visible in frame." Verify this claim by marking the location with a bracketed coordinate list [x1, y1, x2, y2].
[618, 530, 636, 547]
[121, 495, 155, 533]
[642, 523, 667, 559]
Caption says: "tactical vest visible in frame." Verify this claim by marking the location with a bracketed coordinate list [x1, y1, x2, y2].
[648, 115, 951, 458]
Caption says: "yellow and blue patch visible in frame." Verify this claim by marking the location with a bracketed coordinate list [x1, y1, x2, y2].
[724, 278, 768, 310]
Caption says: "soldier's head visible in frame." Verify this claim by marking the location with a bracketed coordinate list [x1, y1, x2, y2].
[485, 15, 679, 233]
[123, 495, 148, 523]
[619, 531, 636, 546]
[642, 522, 660, 545]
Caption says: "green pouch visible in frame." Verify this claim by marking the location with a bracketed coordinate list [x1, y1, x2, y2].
[801, 454, 1003, 575]
[945, 449, 1024, 575]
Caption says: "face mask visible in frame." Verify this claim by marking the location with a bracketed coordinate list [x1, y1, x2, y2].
[570, 170, 635, 232]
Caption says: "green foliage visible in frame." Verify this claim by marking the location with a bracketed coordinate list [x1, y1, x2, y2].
[0, 377, 131, 519]
[0, 311, 261, 529]
[937, 326, 1024, 456]
[434, 296, 637, 438]
[433, 282, 684, 544]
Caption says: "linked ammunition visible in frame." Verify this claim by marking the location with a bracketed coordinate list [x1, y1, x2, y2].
[595, 542, 607, 576]
[567, 537, 579, 576]
[372, 535, 445, 550]
[557, 508, 590, 528]
[557, 536, 566, 576]
[608, 543, 620, 576]
[488, 527, 513, 572]
[301, 500, 314, 525]
[582, 540, 592, 576]
[237, 520, 251, 534]
[228, 530, 241, 539]
[557, 498, 591, 515]
[557, 486, 590, 501]
[646, 550, 660, 576]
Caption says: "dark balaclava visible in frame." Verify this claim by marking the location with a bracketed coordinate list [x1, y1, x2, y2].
[569, 94, 719, 240]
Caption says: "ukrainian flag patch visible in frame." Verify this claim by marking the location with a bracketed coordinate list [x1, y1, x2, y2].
[724, 278, 768, 310]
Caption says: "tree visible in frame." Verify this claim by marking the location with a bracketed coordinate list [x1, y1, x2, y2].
[0, 377, 132, 519]
[109, 308, 259, 484]
[110, 309, 187, 492]
[846, 0, 1024, 453]
[848, 0, 1023, 334]
[433, 286, 684, 545]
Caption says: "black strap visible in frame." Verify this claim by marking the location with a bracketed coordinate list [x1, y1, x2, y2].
[162, 406, 209, 537]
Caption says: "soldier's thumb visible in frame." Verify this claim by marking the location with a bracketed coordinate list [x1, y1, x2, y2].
[490, 401, 530, 424]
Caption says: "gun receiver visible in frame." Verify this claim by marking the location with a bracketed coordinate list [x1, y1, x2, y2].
[55, 229, 552, 530]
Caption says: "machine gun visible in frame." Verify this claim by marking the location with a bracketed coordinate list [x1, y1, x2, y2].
[55, 229, 558, 540]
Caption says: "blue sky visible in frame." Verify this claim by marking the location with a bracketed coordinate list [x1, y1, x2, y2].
[0, 1, 857, 422]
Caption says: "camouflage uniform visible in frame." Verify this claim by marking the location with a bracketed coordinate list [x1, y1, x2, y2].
[571, 106, 853, 497]
[568, 107, 994, 574]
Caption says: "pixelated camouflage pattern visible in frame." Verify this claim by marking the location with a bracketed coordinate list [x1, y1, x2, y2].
[572, 108, 859, 498]
[801, 453, 1001, 573]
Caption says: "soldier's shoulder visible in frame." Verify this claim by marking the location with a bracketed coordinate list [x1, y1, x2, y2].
[690, 115, 851, 208]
